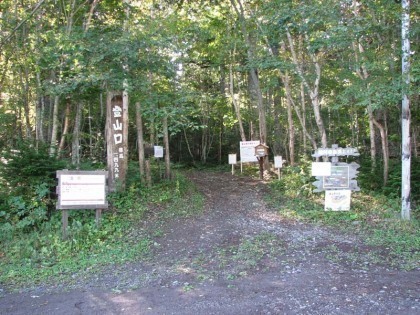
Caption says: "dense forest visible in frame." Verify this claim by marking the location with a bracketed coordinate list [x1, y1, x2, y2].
[1, 1, 419, 290]
[0, 1, 419, 209]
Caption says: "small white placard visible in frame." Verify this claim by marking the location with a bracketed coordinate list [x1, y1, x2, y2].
[229, 154, 237, 165]
[154, 146, 164, 158]
[312, 162, 332, 176]
[325, 190, 351, 211]
[274, 156, 283, 168]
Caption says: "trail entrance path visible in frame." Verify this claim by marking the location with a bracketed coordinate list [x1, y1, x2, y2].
[1, 171, 419, 314]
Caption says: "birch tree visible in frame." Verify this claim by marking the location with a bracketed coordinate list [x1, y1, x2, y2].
[401, 0, 411, 220]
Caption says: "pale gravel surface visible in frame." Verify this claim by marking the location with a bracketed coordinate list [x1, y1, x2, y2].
[1, 170, 419, 314]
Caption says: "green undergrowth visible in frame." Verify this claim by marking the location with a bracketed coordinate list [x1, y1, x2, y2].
[267, 165, 420, 270]
[0, 169, 203, 290]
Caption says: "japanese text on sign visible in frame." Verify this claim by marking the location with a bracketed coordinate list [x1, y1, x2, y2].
[111, 105, 125, 178]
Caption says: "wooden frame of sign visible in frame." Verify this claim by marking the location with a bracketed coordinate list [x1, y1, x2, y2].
[56, 170, 108, 239]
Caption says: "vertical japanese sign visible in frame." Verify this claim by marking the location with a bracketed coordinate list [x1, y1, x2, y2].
[106, 92, 128, 192]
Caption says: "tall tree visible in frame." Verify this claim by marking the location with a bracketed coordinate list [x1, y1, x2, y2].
[401, 0, 411, 220]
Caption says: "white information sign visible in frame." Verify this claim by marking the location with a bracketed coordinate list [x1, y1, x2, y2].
[274, 156, 283, 168]
[240, 141, 260, 163]
[325, 190, 351, 211]
[311, 162, 332, 176]
[57, 171, 108, 209]
[154, 146, 164, 158]
[229, 154, 237, 165]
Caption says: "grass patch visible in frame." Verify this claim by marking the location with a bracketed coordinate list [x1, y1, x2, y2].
[267, 167, 420, 270]
[213, 232, 284, 277]
[0, 170, 203, 290]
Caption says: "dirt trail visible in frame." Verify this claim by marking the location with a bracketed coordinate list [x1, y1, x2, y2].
[1, 171, 419, 314]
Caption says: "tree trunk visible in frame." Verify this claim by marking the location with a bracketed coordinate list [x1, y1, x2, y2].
[259, 27, 315, 155]
[35, 72, 45, 142]
[277, 62, 317, 151]
[24, 67, 32, 140]
[372, 118, 389, 186]
[49, 95, 60, 156]
[300, 82, 306, 154]
[229, 59, 246, 141]
[231, 0, 267, 144]
[163, 114, 171, 179]
[135, 101, 146, 182]
[401, 0, 411, 219]
[286, 30, 327, 148]
[58, 100, 71, 157]
[71, 102, 82, 166]
[272, 93, 283, 156]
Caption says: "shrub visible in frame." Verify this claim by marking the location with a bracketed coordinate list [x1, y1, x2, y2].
[0, 141, 66, 195]
[0, 141, 66, 235]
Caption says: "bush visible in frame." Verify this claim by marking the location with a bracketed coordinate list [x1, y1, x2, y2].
[0, 141, 67, 235]
[0, 141, 66, 194]
[271, 157, 314, 198]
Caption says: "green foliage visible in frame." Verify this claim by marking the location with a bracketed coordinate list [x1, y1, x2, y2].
[0, 142, 67, 235]
[383, 158, 420, 206]
[0, 141, 66, 195]
[0, 183, 50, 236]
[358, 157, 420, 208]
[269, 158, 314, 199]
[0, 170, 202, 288]
[267, 169, 420, 270]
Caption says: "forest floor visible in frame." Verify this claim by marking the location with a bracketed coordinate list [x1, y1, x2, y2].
[1, 170, 419, 314]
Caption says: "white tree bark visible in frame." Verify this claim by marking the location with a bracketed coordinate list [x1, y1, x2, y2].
[401, 0, 411, 220]
[286, 30, 327, 148]
[49, 95, 59, 156]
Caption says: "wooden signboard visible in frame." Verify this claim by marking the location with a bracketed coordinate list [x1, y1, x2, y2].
[106, 92, 128, 192]
[323, 165, 350, 189]
[56, 170, 108, 238]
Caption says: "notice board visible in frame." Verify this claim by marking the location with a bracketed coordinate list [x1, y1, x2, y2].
[56, 170, 108, 209]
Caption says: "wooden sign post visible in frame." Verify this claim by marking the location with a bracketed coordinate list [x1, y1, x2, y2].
[56, 170, 108, 239]
[311, 144, 360, 211]
[106, 92, 128, 192]
[255, 143, 269, 180]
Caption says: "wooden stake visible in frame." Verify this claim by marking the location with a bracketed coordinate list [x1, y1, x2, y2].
[62, 210, 68, 240]
[96, 209, 102, 227]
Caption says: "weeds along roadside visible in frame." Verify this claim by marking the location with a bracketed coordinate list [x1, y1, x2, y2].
[266, 162, 420, 271]
[0, 158, 204, 290]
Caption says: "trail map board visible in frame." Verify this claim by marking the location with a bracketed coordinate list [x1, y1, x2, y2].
[323, 165, 350, 189]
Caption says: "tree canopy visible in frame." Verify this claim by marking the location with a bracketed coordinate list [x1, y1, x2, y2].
[0, 0, 419, 208]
